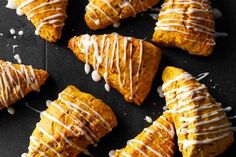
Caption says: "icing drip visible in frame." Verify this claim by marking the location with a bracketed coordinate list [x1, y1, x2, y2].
[21, 153, 27, 157]
[75, 34, 143, 99]
[46, 100, 53, 107]
[86, 0, 149, 26]
[144, 116, 153, 123]
[10, 28, 16, 35]
[15, 0, 66, 35]
[14, 54, 22, 64]
[0, 62, 39, 108]
[18, 30, 24, 36]
[212, 8, 222, 18]
[7, 107, 15, 115]
[155, 0, 216, 45]
[28, 91, 112, 156]
[6, 0, 16, 9]
[162, 70, 232, 150]
[157, 85, 164, 98]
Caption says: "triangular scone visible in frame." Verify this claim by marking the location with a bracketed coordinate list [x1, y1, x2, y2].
[85, 0, 161, 30]
[68, 33, 162, 105]
[0, 60, 48, 110]
[15, 0, 68, 42]
[110, 111, 175, 157]
[152, 0, 215, 56]
[162, 67, 234, 157]
[23, 85, 117, 157]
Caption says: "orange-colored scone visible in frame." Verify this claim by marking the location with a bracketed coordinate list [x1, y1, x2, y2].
[152, 0, 215, 56]
[85, 0, 160, 30]
[0, 60, 48, 110]
[23, 85, 117, 157]
[162, 66, 234, 157]
[15, 0, 68, 42]
[68, 33, 162, 105]
[110, 112, 175, 157]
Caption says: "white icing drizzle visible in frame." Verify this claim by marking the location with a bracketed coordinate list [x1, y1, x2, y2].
[228, 115, 236, 120]
[28, 90, 112, 156]
[50, 101, 98, 143]
[60, 92, 112, 130]
[196, 72, 209, 81]
[129, 139, 164, 157]
[118, 114, 174, 157]
[179, 133, 230, 150]
[74, 34, 143, 99]
[30, 136, 64, 157]
[15, 0, 66, 35]
[162, 70, 232, 150]
[0, 62, 39, 108]
[155, 0, 216, 45]
[25, 103, 42, 113]
[215, 32, 228, 37]
[86, 0, 149, 26]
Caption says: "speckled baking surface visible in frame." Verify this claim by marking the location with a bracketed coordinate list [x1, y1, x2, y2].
[0, 0, 235, 156]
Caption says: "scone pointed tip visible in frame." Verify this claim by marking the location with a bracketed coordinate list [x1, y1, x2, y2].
[34, 69, 48, 86]
[162, 66, 185, 82]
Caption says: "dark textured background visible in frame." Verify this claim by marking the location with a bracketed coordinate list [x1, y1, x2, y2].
[0, 0, 235, 157]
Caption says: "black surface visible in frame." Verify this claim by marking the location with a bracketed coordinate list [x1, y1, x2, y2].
[0, 0, 236, 157]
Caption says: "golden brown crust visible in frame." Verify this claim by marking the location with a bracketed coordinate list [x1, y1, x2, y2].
[26, 85, 117, 157]
[68, 33, 161, 105]
[152, 0, 215, 56]
[0, 60, 48, 110]
[85, 0, 160, 30]
[15, 0, 68, 42]
[112, 112, 175, 157]
[162, 66, 234, 157]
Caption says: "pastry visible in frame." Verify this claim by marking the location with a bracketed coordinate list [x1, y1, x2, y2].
[162, 66, 234, 157]
[23, 85, 117, 157]
[85, 0, 161, 30]
[15, 0, 68, 42]
[152, 0, 215, 56]
[110, 111, 175, 157]
[68, 33, 162, 105]
[0, 60, 48, 110]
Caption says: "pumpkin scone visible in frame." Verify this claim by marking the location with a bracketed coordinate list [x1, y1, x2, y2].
[162, 66, 234, 157]
[0, 60, 48, 110]
[110, 111, 175, 157]
[15, 0, 68, 42]
[152, 0, 215, 56]
[22, 85, 117, 157]
[68, 33, 162, 105]
[85, 0, 161, 30]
